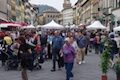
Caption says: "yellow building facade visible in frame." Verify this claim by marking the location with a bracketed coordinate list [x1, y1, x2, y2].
[74, 0, 100, 25]
[10, 0, 25, 22]
[11, 0, 16, 21]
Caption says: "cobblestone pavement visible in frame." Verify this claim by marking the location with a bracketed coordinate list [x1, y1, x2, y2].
[0, 52, 116, 80]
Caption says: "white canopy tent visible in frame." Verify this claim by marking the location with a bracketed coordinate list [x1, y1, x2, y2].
[36, 25, 42, 28]
[113, 26, 120, 32]
[41, 20, 64, 29]
[22, 25, 35, 29]
[65, 24, 78, 29]
[70, 24, 78, 29]
[86, 21, 106, 30]
[65, 25, 70, 28]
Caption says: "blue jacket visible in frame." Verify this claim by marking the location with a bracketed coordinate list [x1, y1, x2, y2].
[76, 36, 87, 48]
[52, 36, 63, 49]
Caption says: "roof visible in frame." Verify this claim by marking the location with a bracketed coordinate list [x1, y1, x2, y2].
[37, 5, 59, 16]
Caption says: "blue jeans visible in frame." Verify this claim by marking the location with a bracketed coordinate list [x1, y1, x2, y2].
[64, 63, 73, 80]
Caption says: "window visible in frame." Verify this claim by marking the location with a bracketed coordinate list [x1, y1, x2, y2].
[11, 6, 15, 10]
[114, 0, 120, 8]
[16, 0, 21, 6]
[118, 0, 120, 7]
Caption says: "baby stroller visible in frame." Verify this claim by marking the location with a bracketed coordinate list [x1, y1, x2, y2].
[33, 46, 46, 70]
[3, 46, 20, 71]
[33, 54, 42, 70]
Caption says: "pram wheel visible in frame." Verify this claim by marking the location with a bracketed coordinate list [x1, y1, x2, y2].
[4, 59, 20, 71]
[33, 63, 42, 70]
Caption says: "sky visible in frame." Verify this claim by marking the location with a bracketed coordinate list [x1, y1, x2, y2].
[29, 0, 77, 11]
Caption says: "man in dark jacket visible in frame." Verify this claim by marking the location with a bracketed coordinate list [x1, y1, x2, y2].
[109, 34, 118, 61]
[51, 31, 63, 72]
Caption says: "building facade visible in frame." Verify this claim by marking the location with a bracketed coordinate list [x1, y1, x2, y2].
[91, 0, 99, 18]
[63, 0, 71, 9]
[112, 0, 120, 26]
[0, 0, 8, 22]
[72, 0, 120, 28]
[16, 0, 25, 22]
[9, 0, 26, 22]
[0, 0, 38, 25]
[58, 13, 63, 25]
[62, 0, 73, 26]
[24, 2, 38, 25]
[62, 8, 73, 26]
[37, 5, 60, 25]
[43, 11, 60, 24]
[79, 0, 91, 24]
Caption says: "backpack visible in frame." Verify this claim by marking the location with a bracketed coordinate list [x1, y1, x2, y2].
[109, 39, 118, 54]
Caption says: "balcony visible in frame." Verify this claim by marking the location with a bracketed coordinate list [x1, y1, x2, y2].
[80, 0, 89, 7]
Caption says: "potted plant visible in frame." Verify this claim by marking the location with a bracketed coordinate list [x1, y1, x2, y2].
[114, 58, 120, 80]
[100, 40, 110, 80]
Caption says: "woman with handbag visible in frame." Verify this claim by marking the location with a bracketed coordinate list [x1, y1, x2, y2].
[60, 37, 76, 80]
[18, 36, 32, 80]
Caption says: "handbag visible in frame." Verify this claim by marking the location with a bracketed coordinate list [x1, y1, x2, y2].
[59, 56, 64, 67]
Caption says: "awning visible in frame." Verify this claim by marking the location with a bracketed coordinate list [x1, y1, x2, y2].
[0, 22, 28, 28]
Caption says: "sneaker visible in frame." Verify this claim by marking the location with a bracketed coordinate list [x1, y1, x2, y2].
[82, 61, 85, 63]
[78, 61, 82, 64]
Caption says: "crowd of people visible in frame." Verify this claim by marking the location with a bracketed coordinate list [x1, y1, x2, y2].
[0, 29, 120, 80]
